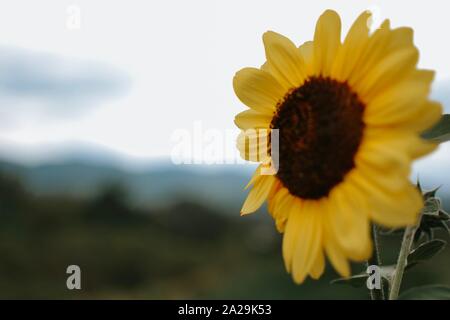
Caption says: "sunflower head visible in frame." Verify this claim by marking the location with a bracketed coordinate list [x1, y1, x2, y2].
[233, 9, 442, 284]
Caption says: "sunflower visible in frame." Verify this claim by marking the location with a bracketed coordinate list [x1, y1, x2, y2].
[233, 10, 442, 283]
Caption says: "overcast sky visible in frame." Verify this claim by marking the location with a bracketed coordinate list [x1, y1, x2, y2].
[0, 0, 449, 167]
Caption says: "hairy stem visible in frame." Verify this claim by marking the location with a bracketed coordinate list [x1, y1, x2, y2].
[388, 214, 423, 300]
[367, 224, 385, 300]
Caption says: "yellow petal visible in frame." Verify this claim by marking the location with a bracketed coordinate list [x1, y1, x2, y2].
[408, 138, 439, 159]
[260, 61, 270, 73]
[392, 101, 443, 133]
[298, 41, 314, 75]
[244, 164, 263, 190]
[241, 175, 276, 215]
[371, 186, 423, 228]
[327, 183, 372, 261]
[267, 179, 282, 201]
[357, 130, 410, 171]
[267, 182, 283, 219]
[283, 200, 322, 284]
[313, 10, 341, 76]
[292, 208, 322, 284]
[236, 129, 271, 163]
[359, 128, 438, 166]
[349, 171, 422, 227]
[282, 199, 302, 272]
[357, 47, 419, 99]
[234, 109, 273, 130]
[309, 247, 325, 280]
[270, 187, 294, 232]
[342, 183, 373, 261]
[332, 10, 371, 81]
[364, 70, 434, 124]
[387, 27, 414, 52]
[263, 31, 307, 89]
[233, 67, 285, 113]
[323, 208, 351, 277]
[355, 158, 410, 193]
[348, 20, 391, 92]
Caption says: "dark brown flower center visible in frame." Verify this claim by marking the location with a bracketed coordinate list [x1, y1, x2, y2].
[270, 76, 365, 200]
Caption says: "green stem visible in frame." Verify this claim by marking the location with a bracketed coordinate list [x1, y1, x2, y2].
[367, 224, 385, 300]
[388, 213, 423, 300]
[388, 229, 417, 299]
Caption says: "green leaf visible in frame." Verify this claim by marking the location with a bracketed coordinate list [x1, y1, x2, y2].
[439, 209, 450, 221]
[379, 228, 404, 236]
[423, 197, 441, 216]
[330, 265, 395, 287]
[423, 186, 441, 200]
[330, 274, 368, 288]
[407, 239, 446, 267]
[398, 285, 450, 300]
[415, 192, 449, 242]
[422, 114, 450, 143]
[441, 221, 450, 235]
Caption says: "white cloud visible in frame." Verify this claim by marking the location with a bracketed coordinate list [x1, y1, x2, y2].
[0, 0, 449, 161]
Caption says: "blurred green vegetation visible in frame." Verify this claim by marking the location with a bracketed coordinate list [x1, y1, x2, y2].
[0, 171, 449, 299]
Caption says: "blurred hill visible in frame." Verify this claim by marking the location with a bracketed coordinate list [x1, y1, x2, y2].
[0, 170, 361, 299]
[1, 155, 449, 214]
[0, 158, 254, 212]
[0, 169, 450, 299]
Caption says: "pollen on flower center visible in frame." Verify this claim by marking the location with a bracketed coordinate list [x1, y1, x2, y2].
[270, 76, 366, 200]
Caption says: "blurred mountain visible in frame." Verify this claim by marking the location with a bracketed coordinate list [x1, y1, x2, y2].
[1, 164, 450, 299]
[0, 170, 370, 299]
[0, 157, 255, 213]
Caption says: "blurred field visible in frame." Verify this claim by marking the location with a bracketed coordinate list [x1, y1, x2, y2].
[0, 169, 450, 299]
